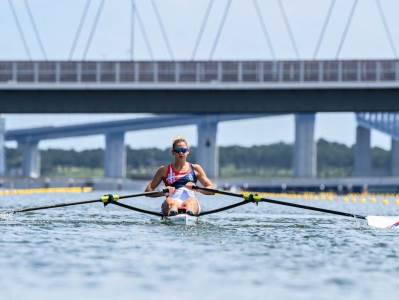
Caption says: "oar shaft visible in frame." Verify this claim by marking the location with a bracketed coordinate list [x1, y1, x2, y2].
[14, 199, 101, 213]
[110, 201, 163, 217]
[13, 189, 167, 214]
[260, 198, 366, 219]
[194, 186, 366, 220]
[198, 200, 250, 216]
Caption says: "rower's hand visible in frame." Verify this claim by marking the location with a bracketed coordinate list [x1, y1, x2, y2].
[185, 182, 196, 190]
[166, 186, 175, 195]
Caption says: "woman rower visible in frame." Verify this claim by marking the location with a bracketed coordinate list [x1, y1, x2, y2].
[145, 137, 214, 216]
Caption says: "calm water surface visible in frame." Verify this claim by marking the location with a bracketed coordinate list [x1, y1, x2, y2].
[1, 191, 399, 300]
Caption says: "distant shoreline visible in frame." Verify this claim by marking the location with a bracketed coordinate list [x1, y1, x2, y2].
[1, 176, 398, 194]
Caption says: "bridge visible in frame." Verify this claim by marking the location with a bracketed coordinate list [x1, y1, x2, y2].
[1, 60, 399, 112]
[1, 0, 399, 180]
[3, 111, 399, 181]
[5, 114, 270, 179]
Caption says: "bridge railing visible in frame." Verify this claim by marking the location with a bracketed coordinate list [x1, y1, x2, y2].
[0, 60, 398, 84]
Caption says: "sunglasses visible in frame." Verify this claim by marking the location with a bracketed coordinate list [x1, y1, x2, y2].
[173, 147, 189, 154]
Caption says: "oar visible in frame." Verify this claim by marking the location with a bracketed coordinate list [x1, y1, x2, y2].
[193, 186, 399, 229]
[13, 189, 168, 214]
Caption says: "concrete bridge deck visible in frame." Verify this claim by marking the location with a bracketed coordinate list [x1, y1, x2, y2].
[1, 60, 399, 112]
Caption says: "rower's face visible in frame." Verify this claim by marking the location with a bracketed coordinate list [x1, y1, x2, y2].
[172, 141, 189, 159]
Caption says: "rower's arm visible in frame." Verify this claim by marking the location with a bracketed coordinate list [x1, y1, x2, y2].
[145, 166, 165, 196]
[193, 164, 214, 195]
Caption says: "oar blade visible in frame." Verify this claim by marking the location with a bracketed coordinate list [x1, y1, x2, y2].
[0, 211, 13, 220]
[366, 216, 399, 229]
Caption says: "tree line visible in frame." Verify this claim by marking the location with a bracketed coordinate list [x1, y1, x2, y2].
[5, 139, 390, 178]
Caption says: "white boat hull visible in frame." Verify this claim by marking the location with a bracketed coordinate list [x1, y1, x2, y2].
[166, 214, 198, 225]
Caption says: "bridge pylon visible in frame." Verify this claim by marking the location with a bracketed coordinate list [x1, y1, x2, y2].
[197, 118, 219, 179]
[294, 114, 316, 178]
[18, 139, 41, 178]
[104, 131, 126, 178]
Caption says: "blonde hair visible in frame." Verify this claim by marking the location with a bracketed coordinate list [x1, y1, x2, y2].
[172, 136, 189, 149]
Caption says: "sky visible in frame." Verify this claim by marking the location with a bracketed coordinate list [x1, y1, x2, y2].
[0, 0, 397, 150]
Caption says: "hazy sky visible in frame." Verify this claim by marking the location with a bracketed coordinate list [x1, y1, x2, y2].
[0, 0, 397, 150]
[1, 0, 398, 60]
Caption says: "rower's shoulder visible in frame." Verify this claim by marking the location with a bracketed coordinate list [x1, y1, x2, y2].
[191, 163, 204, 172]
[155, 165, 168, 175]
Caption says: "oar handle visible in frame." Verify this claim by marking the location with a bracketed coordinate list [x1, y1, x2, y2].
[119, 189, 168, 199]
[192, 186, 242, 198]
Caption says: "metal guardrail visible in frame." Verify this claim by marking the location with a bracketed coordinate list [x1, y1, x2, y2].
[0, 60, 399, 84]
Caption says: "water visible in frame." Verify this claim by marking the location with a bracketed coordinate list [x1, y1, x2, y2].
[1, 191, 399, 300]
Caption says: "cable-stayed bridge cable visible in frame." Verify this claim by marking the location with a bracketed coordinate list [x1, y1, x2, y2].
[83, 0, 106, 60]
[336, 0, 358, 58]
[24, 0, 47, 60]
[191, 0, 214, 60]
[69, 0, 91, 60]
[150, 0, 175, 60]
[375, 0, 397, 58]
[131, 0, 154, 60]
[130, 0, 136, 60]
[209, 0, 232, 60]
[252, 0, 276, 60]
[277, 0, 300, 59]
[8, 0, 32, 60]
[313, 0, 336, 59]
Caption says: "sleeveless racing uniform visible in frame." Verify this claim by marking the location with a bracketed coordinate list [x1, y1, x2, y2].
[163, 163, 198, 205]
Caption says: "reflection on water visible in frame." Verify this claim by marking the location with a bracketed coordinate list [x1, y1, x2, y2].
[1, 191, 399, 300]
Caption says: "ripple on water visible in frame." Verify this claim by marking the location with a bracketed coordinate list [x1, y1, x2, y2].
[2, 193, 399, 300]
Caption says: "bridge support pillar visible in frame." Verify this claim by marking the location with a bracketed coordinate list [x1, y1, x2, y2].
[104, 132, 126, 178]
[354, 126, 371, 176]
[19, 140, 40, 178]
[0, 117, 5, 176]
[197, 120, 218, 179]
[391, 139, 399, 176]
[294, 114, 316, 177]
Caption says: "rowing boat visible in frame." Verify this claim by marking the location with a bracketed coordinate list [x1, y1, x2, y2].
[9, 187, 399, 229]
[164, 213, 198, 225]
[162, 208, 199, 225]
